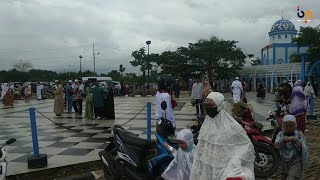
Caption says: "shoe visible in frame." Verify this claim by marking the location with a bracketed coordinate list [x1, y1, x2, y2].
[55, 114, 62, 116]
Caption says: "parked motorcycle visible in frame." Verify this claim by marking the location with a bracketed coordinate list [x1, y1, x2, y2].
[99, 101, 177, 180]
[267, 104, 289, 143]
[192, 115, 279, 178]
[0, 138, 16, 180]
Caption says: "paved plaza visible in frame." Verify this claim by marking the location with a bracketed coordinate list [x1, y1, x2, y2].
[0, 92, 319, 178]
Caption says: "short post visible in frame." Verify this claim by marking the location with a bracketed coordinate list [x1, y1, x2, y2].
[28, 108, 48, 169]
[147, 102, 152, 141]
[29, 108, 39, 157]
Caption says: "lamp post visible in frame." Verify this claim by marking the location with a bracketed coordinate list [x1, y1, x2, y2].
[79, 55, 83, 75]
[146, 40, 151, 95]
[93, 44, 100, 77]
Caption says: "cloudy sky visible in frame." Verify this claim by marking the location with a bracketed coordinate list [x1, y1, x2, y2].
[0, 0, 319, 74]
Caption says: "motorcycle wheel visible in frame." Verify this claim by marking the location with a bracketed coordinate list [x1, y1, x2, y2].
[100, 149, 122, 180]
[254, 143, 279, 178]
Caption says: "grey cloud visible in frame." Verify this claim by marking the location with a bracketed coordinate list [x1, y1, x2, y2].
[0, 0, 319, 73]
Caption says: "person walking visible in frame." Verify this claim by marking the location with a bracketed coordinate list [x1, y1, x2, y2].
[85, 81, 94, 119]
[304, 82, 315, 106]
[275, 115, 308, 180]
[231, 77, 243, 103]
[191, 78, 204, 116]
[53, 80, 64, 116]
[290, 80, 308, 133]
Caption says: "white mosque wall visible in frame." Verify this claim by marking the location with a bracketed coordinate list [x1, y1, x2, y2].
[269, 34, 294, 44]
[275, 47, 286, 64]
[288, 47, 298, 63]
[300, 47, 309, 53]
[269, 47, 273, 64]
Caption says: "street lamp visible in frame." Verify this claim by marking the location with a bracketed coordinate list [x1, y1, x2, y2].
[93, 44, 100, 77]
[146, 40, 151, 95]
[79, 55, 83, 75]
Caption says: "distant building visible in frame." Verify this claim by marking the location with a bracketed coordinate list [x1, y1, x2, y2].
[261, 18, 308, 65]
[239, 18, 320, 92]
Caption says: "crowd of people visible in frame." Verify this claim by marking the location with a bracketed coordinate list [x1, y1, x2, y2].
[53, 79, 115, 120]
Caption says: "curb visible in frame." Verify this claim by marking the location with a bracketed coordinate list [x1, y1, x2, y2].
[55, 170, 104, 180]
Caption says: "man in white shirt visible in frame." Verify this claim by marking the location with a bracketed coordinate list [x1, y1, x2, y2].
[36, 82, 44, 100]
[77, 78, 85, 116]
[191, 79, 204, 115]
[231, 77, 243, 103]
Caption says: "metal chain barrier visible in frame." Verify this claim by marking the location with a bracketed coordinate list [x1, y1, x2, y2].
[34, 105, 148, 133]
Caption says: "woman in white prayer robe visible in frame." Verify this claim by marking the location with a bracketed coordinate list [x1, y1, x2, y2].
[190, 92, 255, 180]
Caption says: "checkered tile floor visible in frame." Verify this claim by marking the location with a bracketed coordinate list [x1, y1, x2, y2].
[0, 97, 193, 176]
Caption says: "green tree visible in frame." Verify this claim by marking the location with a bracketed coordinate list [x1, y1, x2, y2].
[119, 64, 126, 75]
[292, 26, 320, 62]
[251, 58, 261, 66]
[188, 36, 246, 86]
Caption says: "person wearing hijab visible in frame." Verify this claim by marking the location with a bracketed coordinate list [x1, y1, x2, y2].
[161, 129, 196, 180]
[290, 80, 308, 133]
[275, 115, 308, 180]
[304, 82, 315, 106]
[92, 82, 105, 119]
[24, 83, 32, 103]
[53, 80, 64, 116]
[0, 83, 8, 101]
[190, 92, 255, 180]
[1, 83, 14, 106]
[105, 81, 115, 120]
[85, 81, 94, 119]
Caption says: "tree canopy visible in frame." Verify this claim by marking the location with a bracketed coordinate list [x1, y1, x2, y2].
[292, 26, 320, 62]
[131, 36, 248, 86]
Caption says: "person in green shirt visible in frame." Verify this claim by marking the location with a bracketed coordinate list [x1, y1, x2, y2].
[92, 82, 105, 119]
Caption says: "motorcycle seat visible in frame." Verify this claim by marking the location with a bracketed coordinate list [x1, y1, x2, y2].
[115, 127, 153, 148]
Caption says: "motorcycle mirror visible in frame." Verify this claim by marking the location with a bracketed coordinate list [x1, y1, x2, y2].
[6, 138, 16, 145]
[161, 101, 167, 111]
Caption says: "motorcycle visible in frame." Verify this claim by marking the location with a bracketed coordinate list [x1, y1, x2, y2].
[0, 138, 16, 180]
[192, 114, 279, 178]
[99, 102, 177, 180]
[267, 104, 289, 143]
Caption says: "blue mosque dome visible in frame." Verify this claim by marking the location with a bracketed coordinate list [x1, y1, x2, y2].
[268, 18, 297, 36]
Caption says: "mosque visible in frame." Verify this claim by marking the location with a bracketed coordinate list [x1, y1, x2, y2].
[239, 18, 320, 92]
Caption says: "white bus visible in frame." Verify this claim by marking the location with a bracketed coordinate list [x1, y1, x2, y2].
[81, 77, 113, 82]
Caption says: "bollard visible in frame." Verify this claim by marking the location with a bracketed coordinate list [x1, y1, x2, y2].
[29, 108, 39, 157]
[27, 108, 48, 169]
[147, 102, 152, 141]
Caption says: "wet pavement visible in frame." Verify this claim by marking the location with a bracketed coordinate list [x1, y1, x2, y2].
[0, 96, 195, 176]
[1, 92, 318, 178]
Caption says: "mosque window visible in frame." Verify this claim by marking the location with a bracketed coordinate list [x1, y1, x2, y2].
[285, 35, 287, 38]
[277, 59, 284, 64]
[278, 35, 281, 39]
[273, 36, 275, 40]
